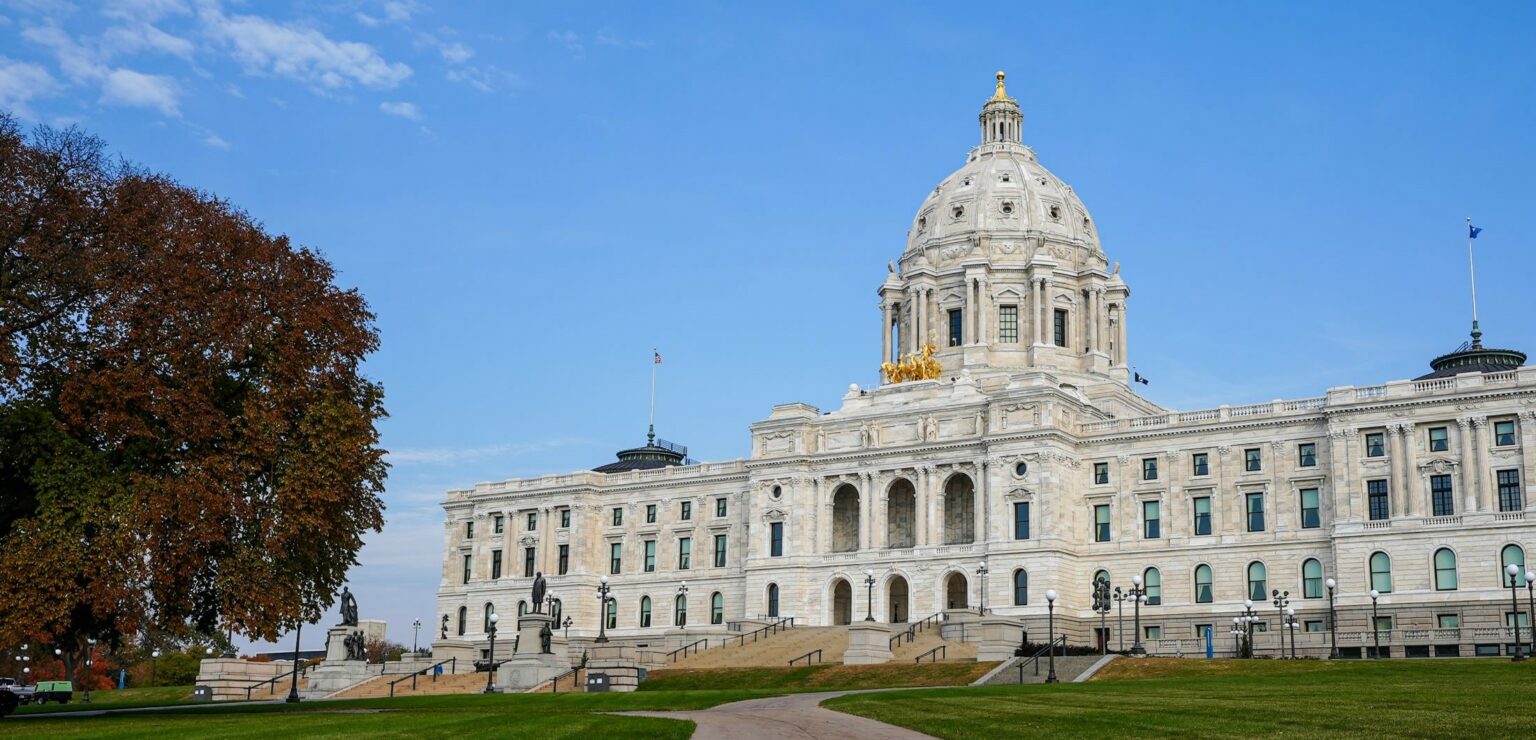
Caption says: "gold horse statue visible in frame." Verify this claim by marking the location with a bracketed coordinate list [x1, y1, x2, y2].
[881, 344, 943, 383]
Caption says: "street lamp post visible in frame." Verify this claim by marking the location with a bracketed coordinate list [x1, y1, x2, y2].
[1091, 575, 1111, 655]
[1238, 600, 1258, 658]
[977, 561, 989, 616]
[1044, 590, 1059, 684]
[483, 613, 499, 693]
[1112, 587, 1127, 652]
[1271, 589, 1290, 659]
[596, 576, 614, 642]
[864, 569, 876, 622]
[1127, 575, 1147, 656]
[1230, 618, 1243, 657]
[151, 649, 160, 686]
[562, 616, 573, 639]
[1525, 571, 1535, 658]
[1325, 578, 1339, 659]
[1284, 607, 1298, 660]
[1507, 565, 1526, 662]
[412, 618, 422, 655]
[285, 620, 302, 703]
[83, 638, 96, 703]
[1369, 589, 1382, 659]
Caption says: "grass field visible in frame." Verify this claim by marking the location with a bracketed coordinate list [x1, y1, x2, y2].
[640, 661, 997, 691]
[825, 658, 1536, 739]
[13, 686, 196, 716]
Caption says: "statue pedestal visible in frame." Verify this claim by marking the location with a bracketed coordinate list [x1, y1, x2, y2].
[495, 613, 569, 690]
[325, 626, 359, 662]
[843, 622, 893, 664]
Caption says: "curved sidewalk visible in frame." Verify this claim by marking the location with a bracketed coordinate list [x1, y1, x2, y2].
[620, 690, 932, 740]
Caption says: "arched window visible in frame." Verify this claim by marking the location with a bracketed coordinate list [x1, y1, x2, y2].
[456, 606, 467, 636]
[1012, 569, 1028, 606]
[1247, 562, 1267, 602]
[518, 600, 527, 617]
[1369, 551, 1393, 593]
[1302, 559, 1323, 599]
[767, 584, 780, 619]
[1194, 564, 1213, 603]
[1434, 549, 1458, 591]
[1143, 568, 1161, 605]
[551, 599, 563, 626]
[711, 592, 724, 625]
[1093, 569, 1110, 587]
[605, 598, 618, 629]
[675, 594, 688, 626]
[1502, 544, 1527, 586]
[483, 602, 495, 632]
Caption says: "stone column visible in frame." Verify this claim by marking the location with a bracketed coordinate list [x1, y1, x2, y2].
[814, 478, 828, 553]
[881, 301, 892, 367]
[973, 458, 987, 545]
[964, 278, 975, 345]
[916, 467, 930, 546]
[1118, 303, 1129, 366]
[1039, 276, 1051, 345]
[1269, 442, 1290, 531]
[1086, 288, 1098, 352]
[1521, 412, 1536, 511]
[1327, 430, 1352, 521]
[872, 473, 887, 550]
[1400, 424, 1419, 517]
[859, 472, 873, 551]
[1456, 419, 1476, 513]
[978, 277, 990, 345]
[1471, 417, 1491, 511]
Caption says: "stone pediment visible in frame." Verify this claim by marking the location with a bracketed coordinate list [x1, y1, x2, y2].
[1417, 457, 1459, 474]
[761, 508, 788, 523]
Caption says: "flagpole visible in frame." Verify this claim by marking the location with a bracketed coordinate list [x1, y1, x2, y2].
[1466, 217, 1481, 345]
[648, 349, 657, 445]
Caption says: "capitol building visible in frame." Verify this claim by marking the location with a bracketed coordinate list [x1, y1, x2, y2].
[435, 73, 1534, 662]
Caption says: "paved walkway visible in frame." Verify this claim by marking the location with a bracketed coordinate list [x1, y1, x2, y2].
[620, 690, 932, 740]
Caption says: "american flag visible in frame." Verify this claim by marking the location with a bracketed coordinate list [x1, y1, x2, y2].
[654, 350, 662, 364]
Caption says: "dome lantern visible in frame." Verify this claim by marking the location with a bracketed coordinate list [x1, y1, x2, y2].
[979, 70, 1022, 145]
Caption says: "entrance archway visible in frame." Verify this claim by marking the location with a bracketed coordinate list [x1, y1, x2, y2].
[832, 579, 853, 625]
[943, 474, 975, 544]
[944, 572, 969, 609]
[888, 576, 910, 623]
[832, 484, 860, 552]
[886, 479, 916, 548]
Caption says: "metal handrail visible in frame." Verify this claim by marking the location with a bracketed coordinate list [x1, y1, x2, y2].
[549, 666, 582, 694]
[723, 616, 796, 648]
[788, 648, 823, 666]
[914, 644, 947, 664]
[1017, 636, 1065, 683]
[912, 612, 944, 634]
[387, 657, 458, 698]
[244, 663, 310, 700]
[667, 638, 710, 662]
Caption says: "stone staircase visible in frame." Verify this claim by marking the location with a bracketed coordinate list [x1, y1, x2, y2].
[327, 670, 484, 699]
[669, 626, 851, 668]
[891, 630, 977, 663]
[527, 667, 585, 693]
[978, 654, 1107, 685]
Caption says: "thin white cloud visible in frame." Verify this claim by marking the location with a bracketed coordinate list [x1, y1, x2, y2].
[199, 4, 411, 91]
[100, 22, 195, 60]
[446, 64, 519, 93]
[102, 0, 189, 23]
[595, 30, 653, 50]
[382, 0, 419, 25]
[22, 24, 103, 82]
[438, 41, 471, 64]
[355, 13, 381, 28]
[99, 67, 179, 115]
[379, 100, 420, 121]
[0, 56, 58, 119]
[547, 30, 583, 59]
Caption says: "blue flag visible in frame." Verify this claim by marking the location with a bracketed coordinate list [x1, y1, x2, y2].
[1470, 224, 1483, 239]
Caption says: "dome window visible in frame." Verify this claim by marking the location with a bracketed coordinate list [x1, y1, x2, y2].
[961, 177, 972, 186]
[770, 485, 782, 500]
[918, 216, 928, 230]
[1001, 201, 1015, 216]
[952, 205, 965, 219]
[1000, 173, 1012, 183]
[1048, 205, 1061, 221]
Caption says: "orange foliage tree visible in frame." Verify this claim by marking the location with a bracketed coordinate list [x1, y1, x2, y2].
[0, 115, 387, 668]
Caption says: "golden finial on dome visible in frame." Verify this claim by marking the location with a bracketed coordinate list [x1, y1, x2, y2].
[991, 70, 1009, 100]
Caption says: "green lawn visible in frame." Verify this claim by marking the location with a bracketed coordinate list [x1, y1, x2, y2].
[13, 686, 197, 716]
[640, 661, 997, 691]
[825, 658, 1536, 739]
[4, 689, 781, 738]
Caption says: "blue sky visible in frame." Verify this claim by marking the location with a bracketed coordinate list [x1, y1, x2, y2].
[3, 1, 1534, 651]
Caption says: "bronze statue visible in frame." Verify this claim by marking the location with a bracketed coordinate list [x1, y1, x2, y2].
[539, 622, 553, 654]
[531, 572, 547, 613]
[440, 614, 449, 640]
[343, 631, 366, 661]
[339, 586, 359, 626]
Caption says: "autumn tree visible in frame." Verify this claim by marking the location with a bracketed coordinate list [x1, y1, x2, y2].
[0, 114, 387, 663]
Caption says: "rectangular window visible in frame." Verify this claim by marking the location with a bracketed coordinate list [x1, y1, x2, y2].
[1498, 469, 1523, 512]
[1246, 492, 1265, 532]
[1431, 474, 1455, 517]
[1052, 309, 1067, 347]
[1143, 500, 1160, 539]
[1507, 612, 1531, 628]
[1195, 624, 1213, 639]
[465, 521, 474, 539]
[1297, 443, 1317, 467]
[612, 508, 623, 526]
[1093, 462, 1109, 485]
[1093, 504, 1111, 542]
[678, 537, 691, 569]
[999, 305, 1018, 343]
[1192, 453, 1209, 476]
[462, 554, 471, 584]
[1428, 426, 1449, 452]
[523, 547, 535, 578]
[713, 534, 727, 568]
[1142, 457, 1158, 481]
[1013, 502, 1030, 540]
[644, 540, 656, 572]
[646, 504, 657, 524]
[1365, 432, 1385, 457]
[1367, 480, 1390, 520]
[558, 544, 569, 575]
[1305, 620, 1325, 633]
[770, 522, 784, 557]
[490, 549, 502, 579]
[681, 501, 692, 520]
[609, 543, 622, 574]
[493, 515, 504, 534]
[716, 498, 728, 517]
[1244, 448, 1262, 472]
[1495, 419, 1517, 447]
[1300, 488, 1320, 529]
[527, 512, 537, 531]
[1437, 614, 1460, 629]
[560, 508, 571, 528]
[1144, 625, 1162, 640]
[948, 309, 963, 347]
[1193, 496, 1212, 536]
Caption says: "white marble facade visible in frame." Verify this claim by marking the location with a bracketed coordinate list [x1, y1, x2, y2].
[436, 74, 1535, 658]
